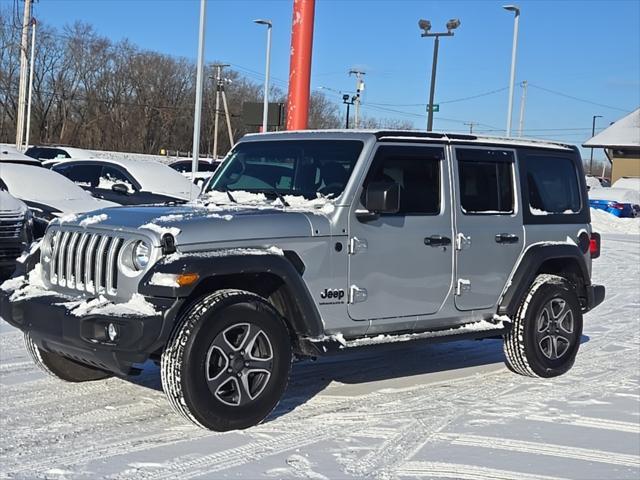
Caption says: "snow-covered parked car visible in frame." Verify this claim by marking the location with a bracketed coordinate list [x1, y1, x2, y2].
[0, 188, 32, 280]
[0, 163, 117, 238]
[24, 145, 95, 162]
[589, 187, 640, 218]
[1, 145, 42, 167]
[52, 159, 200, 205]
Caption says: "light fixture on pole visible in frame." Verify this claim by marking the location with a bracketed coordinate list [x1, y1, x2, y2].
[503, 4, 520, 137]
[590, 115, 602, 174]
[419, 17, 460, 132]
[254, 19, 272, 133]
[190, 0, 207, 189]
[342, 94, 355, 129]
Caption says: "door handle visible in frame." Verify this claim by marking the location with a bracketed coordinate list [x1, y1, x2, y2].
[424, 235, 451, 247]
[495, 233, 519, 244]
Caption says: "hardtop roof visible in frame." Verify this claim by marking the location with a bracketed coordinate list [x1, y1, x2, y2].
[243, 129, 575, 151]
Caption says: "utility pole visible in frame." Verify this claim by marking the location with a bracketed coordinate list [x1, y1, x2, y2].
[191, 0, 207, 185]
[349, 70, 365, 129]
[254, 19, 272, 133]
[517, 80, 527, 137]
[419, 18, 461, 132]
[24, 17, 37, 150]
[464, 122, 477, 134]
[212, 64, 233, 159]
[504, 5, 521, 137]
[15, 0, 32, 150]
[589, 115, 602, 174]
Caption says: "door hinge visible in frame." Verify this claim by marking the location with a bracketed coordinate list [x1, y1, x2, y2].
[349, 285, 368, 304]
[456, 233, 472, 251]
[348, 237, 368, 255]
[455, 278, 471, 295]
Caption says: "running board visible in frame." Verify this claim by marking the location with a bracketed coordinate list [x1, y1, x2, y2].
[299, 320, 509, 356]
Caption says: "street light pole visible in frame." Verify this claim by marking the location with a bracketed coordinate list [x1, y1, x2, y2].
[504, 5, 520, 137]
[342, 94, 354, 129]
[254, 19, 272, 133]
[24, 17, 36, 151]
[419, 18, 460, 132]
[590, 115, 602, 174]
[191, 0, 207, 187]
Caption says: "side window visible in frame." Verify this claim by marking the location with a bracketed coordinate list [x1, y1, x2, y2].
[54, 164, 100, 187]
[457, 149, 514, 214]
[99, 165, 136, 192]
[363, 145, 442, 215]
[526, 155, 581, 214]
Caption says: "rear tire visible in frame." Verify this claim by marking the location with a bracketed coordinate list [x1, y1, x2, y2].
[161, 289, 292, 431]
[24, 332, 113, 382]
[504, 274, 583, 378]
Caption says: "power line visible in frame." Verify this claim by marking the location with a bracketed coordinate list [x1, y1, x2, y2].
[528, 83, 630, 113]
[366, 87, 509, 107]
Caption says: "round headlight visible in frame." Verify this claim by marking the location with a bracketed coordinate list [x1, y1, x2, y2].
[132, 241, 150, 270]
[41, 231, 55, 262]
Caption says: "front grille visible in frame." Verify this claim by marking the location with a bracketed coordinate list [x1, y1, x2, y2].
[49, 230, 123, 295]
[0, 212, 24, 240]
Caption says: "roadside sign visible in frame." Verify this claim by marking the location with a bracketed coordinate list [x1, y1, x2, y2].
[428, 104, 440, 113]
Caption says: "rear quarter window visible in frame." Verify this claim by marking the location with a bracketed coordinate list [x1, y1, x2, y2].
[526, 155, 581, 214]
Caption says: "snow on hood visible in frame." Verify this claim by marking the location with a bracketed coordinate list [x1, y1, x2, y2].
[56, 201, 328, 247]
[589, 187, 640, 205]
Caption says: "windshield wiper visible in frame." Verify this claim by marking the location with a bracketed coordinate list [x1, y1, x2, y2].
[225, 187, 238, 204]
[265, 186, 289, 207]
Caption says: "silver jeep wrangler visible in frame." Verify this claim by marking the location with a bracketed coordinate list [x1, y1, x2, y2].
[0, 130, 605, 431]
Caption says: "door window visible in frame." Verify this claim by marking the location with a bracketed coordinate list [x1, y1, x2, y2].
[457, 149, 514, 214]
[99, 165, 136, 192]
[526, 155, 581, 214]
[54, 164, 101, 187]
[363, 145, 442, 215]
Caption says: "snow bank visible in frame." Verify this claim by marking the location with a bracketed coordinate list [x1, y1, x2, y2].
[68, 293, 159, 317]
[589, 187, 640, 205]
[590, 208, 640, 235]
[79, 214, 108, 227]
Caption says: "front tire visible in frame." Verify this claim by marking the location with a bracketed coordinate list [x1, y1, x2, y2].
[24, 332, 113, 382]
[161, 289, 292, 431]
[504, 274, 583, 378]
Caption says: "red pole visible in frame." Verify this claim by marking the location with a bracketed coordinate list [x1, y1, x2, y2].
[286, 0, 315, 130]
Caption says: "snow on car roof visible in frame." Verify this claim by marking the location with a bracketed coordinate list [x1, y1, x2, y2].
[589, 187, 640, 205]
[0, 144, 41, 165]
[0, 163, 93, 202]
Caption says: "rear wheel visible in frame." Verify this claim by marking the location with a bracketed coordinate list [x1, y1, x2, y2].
[24, 332, 113, 382]
[161, 289, 292, 431]
[504, 274, 583, 378]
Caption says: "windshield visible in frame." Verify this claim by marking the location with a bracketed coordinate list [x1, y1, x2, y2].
[203, 140, 364, 201]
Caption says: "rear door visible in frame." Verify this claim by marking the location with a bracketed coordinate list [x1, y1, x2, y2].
[452, 146, 524, 311]
[348, 143, 453, 321]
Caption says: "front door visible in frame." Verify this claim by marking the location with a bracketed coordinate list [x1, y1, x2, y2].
[452, 146, 524, 311]
[348, 144, 454, 321]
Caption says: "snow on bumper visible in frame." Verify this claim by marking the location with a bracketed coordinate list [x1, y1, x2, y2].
[0, 283, 184, 375]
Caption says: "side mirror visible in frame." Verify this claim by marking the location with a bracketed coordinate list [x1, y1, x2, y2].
[365, 180, 400, 214]
[111, 183, 130, 195]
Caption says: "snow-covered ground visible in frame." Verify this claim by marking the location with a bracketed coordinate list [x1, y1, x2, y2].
[1, 231, 639, 479]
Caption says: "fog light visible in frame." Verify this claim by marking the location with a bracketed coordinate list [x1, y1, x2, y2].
[107, 323, 119, 342]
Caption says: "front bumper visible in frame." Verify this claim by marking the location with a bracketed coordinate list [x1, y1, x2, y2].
[0, 289, 184, 375]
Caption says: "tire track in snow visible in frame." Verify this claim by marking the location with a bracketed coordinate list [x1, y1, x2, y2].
[434, 433, 640, 468]
[394, 461, 569, 480]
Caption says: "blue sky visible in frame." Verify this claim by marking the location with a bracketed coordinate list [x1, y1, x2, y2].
[11, 0, 640, 160]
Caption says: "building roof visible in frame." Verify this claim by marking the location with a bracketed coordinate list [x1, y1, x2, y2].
[583, 108, 640, 149]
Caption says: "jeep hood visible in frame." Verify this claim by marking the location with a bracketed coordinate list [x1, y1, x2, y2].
[65, 203, 331, 246]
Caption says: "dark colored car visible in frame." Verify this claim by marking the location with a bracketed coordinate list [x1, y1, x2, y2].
[169, 159, 221, 188]
[52, 159, 198, 205]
